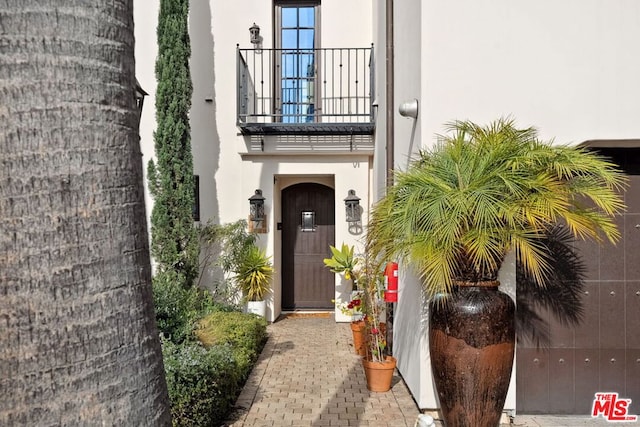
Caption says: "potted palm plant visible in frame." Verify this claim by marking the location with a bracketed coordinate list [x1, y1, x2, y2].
[367, 118, 626, 425]
[235, 244, 273, 318]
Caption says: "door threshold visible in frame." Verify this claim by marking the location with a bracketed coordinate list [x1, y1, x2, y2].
[278, 311, 334, 320]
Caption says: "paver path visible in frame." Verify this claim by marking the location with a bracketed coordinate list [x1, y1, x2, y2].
[224, 315, 637, 427]
[225, 315, 421, 427]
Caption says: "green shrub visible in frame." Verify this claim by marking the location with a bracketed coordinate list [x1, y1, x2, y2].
[153, 274, 239, 345]
[195, 311, 268, 378]
[153, 273, 199, 344]
[162, 339, 241, 427]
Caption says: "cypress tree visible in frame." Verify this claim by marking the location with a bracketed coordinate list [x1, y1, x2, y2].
[148, 0, 198, 289]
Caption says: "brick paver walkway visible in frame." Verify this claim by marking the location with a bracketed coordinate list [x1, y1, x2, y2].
[225, 315, 421, 427]
[223, 315, 635, 427]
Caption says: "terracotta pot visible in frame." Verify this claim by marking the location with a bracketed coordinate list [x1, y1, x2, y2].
[362, 355, 397, 392]
[429, 281, 515, 427]
[350, 320, 367, 356]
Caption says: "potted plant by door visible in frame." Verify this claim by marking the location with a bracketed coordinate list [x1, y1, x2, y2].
[324, 244, 367, 355]
[367, 118, 626, 425]
[324, 244, 397, 384]
[235, 244, 274, 318]
[358, 256, 396, 392]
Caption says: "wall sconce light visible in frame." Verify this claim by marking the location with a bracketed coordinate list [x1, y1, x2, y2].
[249, 23, 262, 47]
[135, 78, 148, 119]
[344, 189, 361, 223]
[249, 189, 267, 233]
[249, 189, 265, 221]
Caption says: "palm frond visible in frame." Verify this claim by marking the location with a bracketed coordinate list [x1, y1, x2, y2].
[367, 118, 626, 296]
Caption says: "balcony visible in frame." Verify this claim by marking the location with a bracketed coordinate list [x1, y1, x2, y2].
[237, 46, 375, 136]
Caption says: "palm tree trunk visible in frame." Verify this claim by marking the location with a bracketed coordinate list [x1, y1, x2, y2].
[0, 1, 170, 425]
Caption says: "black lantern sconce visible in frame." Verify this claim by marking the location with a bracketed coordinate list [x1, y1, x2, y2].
[344, 189, 361, 224]
[135, 79, 148, 119]
[249, 23, 262, 48]
[248, 189, 267, 233]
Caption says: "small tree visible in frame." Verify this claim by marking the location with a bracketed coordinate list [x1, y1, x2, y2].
[148, 0, 199, 290]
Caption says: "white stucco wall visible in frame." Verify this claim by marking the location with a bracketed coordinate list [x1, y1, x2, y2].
[135, 0, 375, 323]
[376, 0, 640, 413]
[421, 0, 640, 146]
[200, 0, 373, 227]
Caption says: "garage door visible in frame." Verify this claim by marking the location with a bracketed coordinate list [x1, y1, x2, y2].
[517, 146, 640, 414]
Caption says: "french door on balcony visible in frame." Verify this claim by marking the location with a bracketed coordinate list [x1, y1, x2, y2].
[275, 1, 320, 123]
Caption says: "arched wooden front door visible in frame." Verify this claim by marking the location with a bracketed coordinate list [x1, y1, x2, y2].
[281, 183, 335, 310]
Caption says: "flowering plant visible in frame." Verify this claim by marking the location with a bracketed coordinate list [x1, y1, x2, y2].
[357, 256, 387, 362]
[325, 243, 388, 362]
[334, 293, 364, 321]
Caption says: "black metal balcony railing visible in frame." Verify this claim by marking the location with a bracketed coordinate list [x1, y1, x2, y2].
[237, 46, 375, 135]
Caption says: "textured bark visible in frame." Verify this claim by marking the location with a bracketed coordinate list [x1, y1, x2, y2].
[0, 1, 171, 425]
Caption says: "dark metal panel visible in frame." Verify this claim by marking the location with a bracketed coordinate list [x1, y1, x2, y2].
[625, 214, 640, 281]
[516, 348, 549, 414]
[600, 216, 625, 281]
[517, 149, 638, 415]
[626, 176, 640, 212]
[599, 349, 626, 393]
[600, 282, 626, 349]
[574, 350, 600, 414]
[548, 308, 575, 349]
[573, 238, 600, 282]
[579, 139, 640, 149]
[575, 282, 600, 349]
[549, 349, 575, 414]
[627, 281, 640, 349]
[625, 349, 640, 408]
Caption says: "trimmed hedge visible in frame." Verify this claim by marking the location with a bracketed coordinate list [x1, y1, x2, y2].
[162, 311, 268, 427]
[195, 311, 268, 380]
[162, 340, 240, 426]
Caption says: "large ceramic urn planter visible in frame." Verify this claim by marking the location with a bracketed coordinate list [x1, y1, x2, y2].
[429, 281, 515, 427]
[362, 355, 397, 392]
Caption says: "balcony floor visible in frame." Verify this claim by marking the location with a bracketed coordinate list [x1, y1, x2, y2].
[238, 122, 375, 136]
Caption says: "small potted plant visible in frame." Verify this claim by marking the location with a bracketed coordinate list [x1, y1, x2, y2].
[325, 244, 397, 391]
[334, 295, 366, 355]
[357, 256, 396, 392]
[235, 244, 273, 318]
[324, 244, 366, 354]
